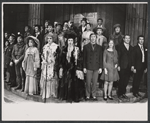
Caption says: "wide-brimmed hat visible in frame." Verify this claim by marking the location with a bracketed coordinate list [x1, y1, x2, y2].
[113, 24, 121, 29]
[25, 36, 39, 48]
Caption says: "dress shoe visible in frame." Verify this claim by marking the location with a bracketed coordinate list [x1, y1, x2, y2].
[92, 97, 98, 101]
[5, 80, 9, 83]
[137, 93, 142, 97]
[7, 82, 12, 85]
[103, 97, 107, 101]
[74, 99, 80, 103]
[10, 84, 16, 87]
[122, 94, 129, 99]
[14, 86, 21, 90]
[107, 95, 113, 100]
[118, 95, 124, 99]
[133, 93, 139, 98]
[86, 97, 90, 101]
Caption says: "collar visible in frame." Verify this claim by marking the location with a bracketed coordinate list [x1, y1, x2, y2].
[138, 43, 143, 48]
[97, 25, 102, 27]
[124, 42, 129, 46]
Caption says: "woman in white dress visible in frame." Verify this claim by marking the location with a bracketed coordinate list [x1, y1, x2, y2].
[22, 36, 40, 95]
[40, 33, 59, 99]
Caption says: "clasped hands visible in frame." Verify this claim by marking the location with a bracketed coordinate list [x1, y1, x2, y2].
[83, 68, 102, 74]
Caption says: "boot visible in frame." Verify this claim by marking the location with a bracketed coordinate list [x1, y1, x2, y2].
[14, 84, 21, 90]
[20, 81, 24, 92]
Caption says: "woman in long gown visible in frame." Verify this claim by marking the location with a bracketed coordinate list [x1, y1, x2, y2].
[22, 36, 40, 95]
[58, 31, 78, 102]
[40, 33, 59, 99]
[100, 39, 119, 100]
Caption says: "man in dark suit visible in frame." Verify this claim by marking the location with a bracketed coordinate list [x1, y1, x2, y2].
[132, 35, 147, 98]
[83, 33, 103, 100]
[117, 35, 133, 99]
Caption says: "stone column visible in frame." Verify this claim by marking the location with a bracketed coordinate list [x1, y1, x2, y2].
[125, 4, 148, 46]
[28, 4, 44, 28]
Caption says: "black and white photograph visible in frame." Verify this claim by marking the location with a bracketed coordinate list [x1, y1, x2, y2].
[2, 2, 148, 121]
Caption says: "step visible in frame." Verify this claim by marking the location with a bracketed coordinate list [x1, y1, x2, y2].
[4, 82, 146, 103]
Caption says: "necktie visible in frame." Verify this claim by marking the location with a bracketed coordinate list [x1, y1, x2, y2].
[140, 45, 144, 62]
[92, 44, 95, 50]
[141, 45, 143, 51]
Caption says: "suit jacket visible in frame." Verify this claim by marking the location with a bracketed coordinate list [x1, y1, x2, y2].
[132, 44, 146, 70]
[118, 43, 133, 69]
[83, 43, 103, 70]
[4, 43, 14, 67]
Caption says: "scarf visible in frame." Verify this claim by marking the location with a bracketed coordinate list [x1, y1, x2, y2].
[66, 46, 74, 63]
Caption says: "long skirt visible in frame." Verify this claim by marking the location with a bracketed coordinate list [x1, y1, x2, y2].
[24, 75, 38, 95]
[40, 75, 58, 99]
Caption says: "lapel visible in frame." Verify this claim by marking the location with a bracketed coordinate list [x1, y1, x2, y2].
[137, 44, 143, 57]
[87, 43, 93, 51]
[123, 43, 131, 52]
[94, 44, 98, 52]
[86, 43, 93, 52]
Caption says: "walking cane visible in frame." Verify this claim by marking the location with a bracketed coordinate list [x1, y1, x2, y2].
[44, 51, 48, 103]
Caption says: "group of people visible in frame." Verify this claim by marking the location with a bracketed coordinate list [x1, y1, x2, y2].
[4, 17, 147, 103]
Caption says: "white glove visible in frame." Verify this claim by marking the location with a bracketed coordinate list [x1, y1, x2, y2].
[83, 68, 87, 74]
[104, 68, 108, 75]
[59, 68, 63, 78]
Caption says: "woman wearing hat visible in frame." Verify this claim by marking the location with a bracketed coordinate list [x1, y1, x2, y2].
[22, 36, 40, 95]
[40, 33, 60, 99]
[12, 34, 26, 91]
[58, 31, 81, 102]
[110, 24, 124, 51]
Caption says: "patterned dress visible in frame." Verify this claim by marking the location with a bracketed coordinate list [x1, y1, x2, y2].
[22, 47, 40, 95]
[40, 43, 59, 99]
